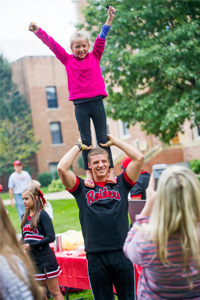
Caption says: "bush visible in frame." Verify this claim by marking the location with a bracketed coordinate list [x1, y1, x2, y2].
[37, 172, 53, 187]
[190, 159, 200, 174]
[52, 171, 59, 180]
[48, 178, 64, 192]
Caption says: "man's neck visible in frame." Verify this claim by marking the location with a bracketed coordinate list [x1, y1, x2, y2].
[16, 170, 22, 174]
[93, 176, 107, 183]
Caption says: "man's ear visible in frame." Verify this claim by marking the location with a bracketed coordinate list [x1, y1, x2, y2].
[88, 162, 91, 169]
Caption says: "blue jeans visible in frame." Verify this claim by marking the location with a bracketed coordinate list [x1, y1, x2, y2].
[75, 99, 114, 170]
[14, 194, 25, 221]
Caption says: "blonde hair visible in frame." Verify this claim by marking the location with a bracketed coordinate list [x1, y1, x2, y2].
[21, 186, 44, 229]
[70, 30, 90, 47]
[149, 166, 200, 286]
[0, 198, 44, 299]
[29, 179, 41, 189]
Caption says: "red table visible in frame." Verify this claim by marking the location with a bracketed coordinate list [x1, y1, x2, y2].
[55, 250, 142, 298]
[55, 251, 90, 290]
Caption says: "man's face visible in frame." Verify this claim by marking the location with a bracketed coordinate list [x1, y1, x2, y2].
[14, 164, 22, 173]
[88, 154, 110, 180]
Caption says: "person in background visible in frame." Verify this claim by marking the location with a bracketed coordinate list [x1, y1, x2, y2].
[28, 6, 116, 187]
[0, 197, 44, 300]
[21, 186, 64, 300]
[8, 160, 32, 220]
[57, 134, 144, 300]
[123, 166, 200, 299]
[122, 156, 150, 200]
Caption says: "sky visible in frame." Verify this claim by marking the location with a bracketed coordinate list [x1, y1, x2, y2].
[0, 0, 78, 62]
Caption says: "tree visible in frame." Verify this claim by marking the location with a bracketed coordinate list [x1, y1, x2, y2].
[80, 0, 200, 143]
[0, 55, 40, 176]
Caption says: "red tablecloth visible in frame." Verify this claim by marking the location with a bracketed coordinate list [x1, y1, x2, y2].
[55, 251, 90, 290]
[55, 251, 142, 292]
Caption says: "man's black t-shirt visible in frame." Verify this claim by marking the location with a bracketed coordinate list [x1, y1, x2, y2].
[67, 170, 135, 252]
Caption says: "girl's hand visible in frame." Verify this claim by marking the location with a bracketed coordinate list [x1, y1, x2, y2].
[140, 174, 157, 217]
[21, 243, 31, 252]
[29, 22, 39, 33]
[108, 6, 116, 18]
[105, 6, 116, 26]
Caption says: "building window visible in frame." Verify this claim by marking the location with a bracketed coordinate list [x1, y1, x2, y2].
[106, 118, 110, 134]
[193, 124, 200, 141]
[49, 162, 58, 173]
[46, 86, 58, 108]
[198, 125, 200, 136]
[50, 122, 63, 144]
[122, 121, 129, 136]
[118, 120, 130, 139]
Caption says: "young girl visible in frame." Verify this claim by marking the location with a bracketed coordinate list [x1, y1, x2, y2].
[21, 187, 64, 300]
[0, 197, 44, 300]
[29, 6, 116, 187]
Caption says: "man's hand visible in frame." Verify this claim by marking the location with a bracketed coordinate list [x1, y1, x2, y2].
[99, 134, 115, 147]
[29, 22, 39, 33]
[10, 199, 15, 208]
[76, 138, 92, 151]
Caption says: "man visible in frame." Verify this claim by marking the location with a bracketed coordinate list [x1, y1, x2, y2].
[57, 134, 144, 300]
[122, 156, 150, 200]
[8, 160, 32, 220]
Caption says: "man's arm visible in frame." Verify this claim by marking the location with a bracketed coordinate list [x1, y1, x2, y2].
[100, 134, 144, 182]
[9, 188, 15, 208]
[57, 141, 92, 190]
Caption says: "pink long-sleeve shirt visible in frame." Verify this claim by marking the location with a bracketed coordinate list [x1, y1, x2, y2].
[35, 28, 108, 101]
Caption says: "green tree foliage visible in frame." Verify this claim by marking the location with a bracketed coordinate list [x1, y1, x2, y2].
[0, 55, 40, 176]
[81, 0, 200, 143]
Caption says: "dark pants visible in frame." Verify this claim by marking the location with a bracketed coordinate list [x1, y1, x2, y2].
[86, 250, 135, 300]
[74, 99, 114, 170]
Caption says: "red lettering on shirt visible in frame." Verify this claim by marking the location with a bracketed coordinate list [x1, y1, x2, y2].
[86, 187, 121, 205]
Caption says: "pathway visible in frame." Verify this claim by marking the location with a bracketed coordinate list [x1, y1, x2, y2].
[3, 190, 74, 206]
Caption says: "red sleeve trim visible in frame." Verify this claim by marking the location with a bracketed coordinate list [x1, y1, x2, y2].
[124, 171, 136, 187]
[131, 194, 142, 199]
[66, 177, 79, 193]
[141, 170, 147, 174]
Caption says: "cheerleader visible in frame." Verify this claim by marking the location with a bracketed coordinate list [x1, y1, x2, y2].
[21, 186, 64, 300]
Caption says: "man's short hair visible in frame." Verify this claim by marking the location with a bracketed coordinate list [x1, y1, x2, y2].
[88, 148, 109, 163]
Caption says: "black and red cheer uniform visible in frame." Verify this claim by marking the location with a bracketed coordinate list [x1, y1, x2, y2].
[22, 210, 61, 280]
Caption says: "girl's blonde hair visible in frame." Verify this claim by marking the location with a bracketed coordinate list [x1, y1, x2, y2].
[149, 166, 200, 285]
[0, 198, 44, 299]
[70, 30, 90, 47]
[21, 186, 44, 229]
